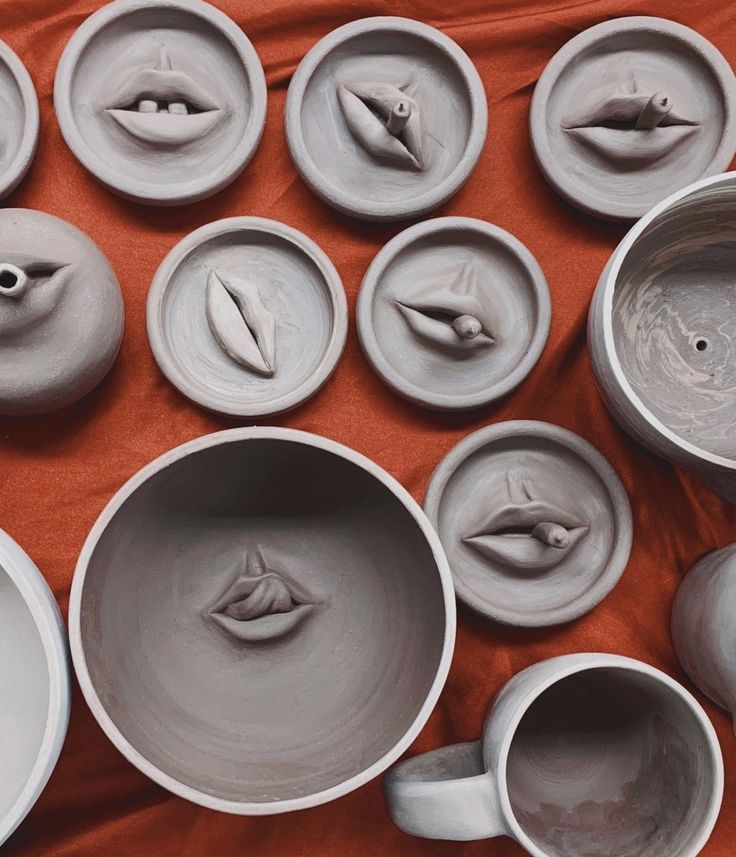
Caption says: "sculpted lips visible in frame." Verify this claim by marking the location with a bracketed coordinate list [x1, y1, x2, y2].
[0, 256, 71, 336]
[562, 88, 699, 165]
[207, 549, 320, 642]
[106, 46, 223, 146]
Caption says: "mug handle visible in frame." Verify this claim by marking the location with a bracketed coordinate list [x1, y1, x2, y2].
[383, 741, 506, 841]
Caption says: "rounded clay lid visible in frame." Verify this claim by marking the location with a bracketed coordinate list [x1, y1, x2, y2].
[53, 0, 267, 205]
[530, 16, 736, 221]
[357, 217, 551, 411]
[0, 40, 39, 202]
[0, 208, 124, 416]
[285, 16, 488, 221]
[424, 421, 633, 627]
[147, 217, 348, 418]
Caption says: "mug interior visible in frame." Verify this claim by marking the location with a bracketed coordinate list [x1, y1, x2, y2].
[505, 667, 718, 857]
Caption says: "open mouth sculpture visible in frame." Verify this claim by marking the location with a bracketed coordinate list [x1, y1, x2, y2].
[396, 260, 495, 353]
[0, 258, 70, 334]
[207, 548, 322, 642]
[106, 45, 224, 146]
[205, 268, 277, 377]
[562, 80, 700, 166]
[337, 79, 425, 170]
[463, 468, 588, 573]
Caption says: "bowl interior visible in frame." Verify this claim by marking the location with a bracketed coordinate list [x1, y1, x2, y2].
[507, 667, 718, 857]
[612, 177, 736, 458]
[78, 437, 447, 805]
[0, 51, 27, 178]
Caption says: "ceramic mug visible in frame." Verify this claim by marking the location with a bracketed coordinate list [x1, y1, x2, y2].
[384, 653, 723, 857]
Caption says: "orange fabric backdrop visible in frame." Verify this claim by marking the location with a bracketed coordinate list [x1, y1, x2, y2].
[1, 0, 735, 854]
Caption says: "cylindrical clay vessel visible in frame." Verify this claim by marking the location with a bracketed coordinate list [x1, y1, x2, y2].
[589, 171, 736, 502]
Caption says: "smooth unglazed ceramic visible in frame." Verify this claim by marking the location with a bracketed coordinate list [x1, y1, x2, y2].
[54, 0, 267, 205]
[0, 40, 39, 202]
[424, 421, 632, 626]
[0, 530, 70, 847]
[357, 218, 550, 410]
[589, 171, 736, 503]
[672, 544, 736, 730]
[147, 217, 348, 418]
[285, 17, 488, 221]
[69, 426, 455, 815]
[0, 209, 124, 415]
[384, 653, 723, 857]
[530, 17, 736, 221]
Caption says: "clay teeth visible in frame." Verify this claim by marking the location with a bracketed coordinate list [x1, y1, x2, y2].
[138, 99, 157, 113]
[169, 101, 188, 115]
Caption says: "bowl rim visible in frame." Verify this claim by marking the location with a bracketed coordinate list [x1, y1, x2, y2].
[423, 420, 633, 626]
[284, 16, 488, 221]
[0, 38, 40, 202]
[0, 530, 71, 846]
[53, 0, 267, 205]
[68, 426, 456, 815]
[595, 170, 736, 472]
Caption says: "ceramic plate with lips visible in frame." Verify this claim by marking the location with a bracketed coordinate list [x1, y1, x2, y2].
[357, 217, 551, 411]
[53, 0, 267, 205]
[69, 428, 455, 814]
[424, 421, 633, 627]
[530, 17, 736, 220]
[0, 40, 39, 202]
[0, 209, 124, 415]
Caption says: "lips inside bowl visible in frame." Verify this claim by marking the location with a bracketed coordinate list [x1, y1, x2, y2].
[74, 433, 449, 808]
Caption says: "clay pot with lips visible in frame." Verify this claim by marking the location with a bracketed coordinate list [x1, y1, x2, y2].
[0, 39, 39, 202]
[0, 209, 124, 416]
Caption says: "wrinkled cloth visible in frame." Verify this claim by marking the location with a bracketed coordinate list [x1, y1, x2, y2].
[1, 0, 735, 855]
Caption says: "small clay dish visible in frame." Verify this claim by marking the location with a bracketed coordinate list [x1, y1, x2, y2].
[530, 17, 736, 221]
[0, 530, 70, 847]
[0, 40, 39, 202]
[285, 17, 488, 221]
[0, 209, 124, 416]
[54, 0, 267, 205]
[69, 427, 455, 814]
[589, 171, 736, 503]
[424, 421, 632, 627]
[147, 217, 347, 418]
[357, 217, 550, 411]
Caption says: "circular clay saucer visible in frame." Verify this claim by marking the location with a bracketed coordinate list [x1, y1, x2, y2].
[530, 17, 736, 221]
[0, 530, 70, 847]
[147, 217, 348, 418]
[357, 217, 550, 411]
[0, 209, 124, 416]
[285, 17, 488, 221]
[0, 40, 39, 202]
[54, 0, 267, 205]
[424, 421, 633, 627]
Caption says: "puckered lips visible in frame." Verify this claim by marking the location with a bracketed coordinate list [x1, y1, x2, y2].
[0, 255, 71, 336]
[562, 89, 699, 166]
[207, 549, 321, 642]
[463, 499, 588, 573]
[106, 46, 224, 146]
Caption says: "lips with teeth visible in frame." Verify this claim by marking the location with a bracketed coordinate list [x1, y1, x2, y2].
[106, 45, 223, 146]
[463, 470, 588, 573]
[396, 261, 495, 353]
[337, 80, 425, 170]
[205, 269, 277, 376]
[207, 549, 320, 642]
[562, 80, 700, 166]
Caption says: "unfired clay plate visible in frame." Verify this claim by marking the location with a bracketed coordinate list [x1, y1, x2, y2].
[424, 421, 632, 626]
[285, 17, 488, 221]
[0, 40, 39, 202]
[53, 0, 267, 205]
[530, 17, 736, 220]
[147, 217, 348, 417]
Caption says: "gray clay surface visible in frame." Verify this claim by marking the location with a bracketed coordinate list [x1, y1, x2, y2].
[0, 40, 39, 202]
[357, 218, 550, 411]
[70, 429, 454, 813]
[424, 422, 632, 626]
[54, 0, 267, 205]
[147, 217, 347, 418]
[530, 17, 736, 220]
[285, 17, 487, 221]
[0, 209, 124, 415]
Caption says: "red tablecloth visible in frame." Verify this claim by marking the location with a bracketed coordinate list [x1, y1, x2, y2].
[2, 0, 735, 854]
